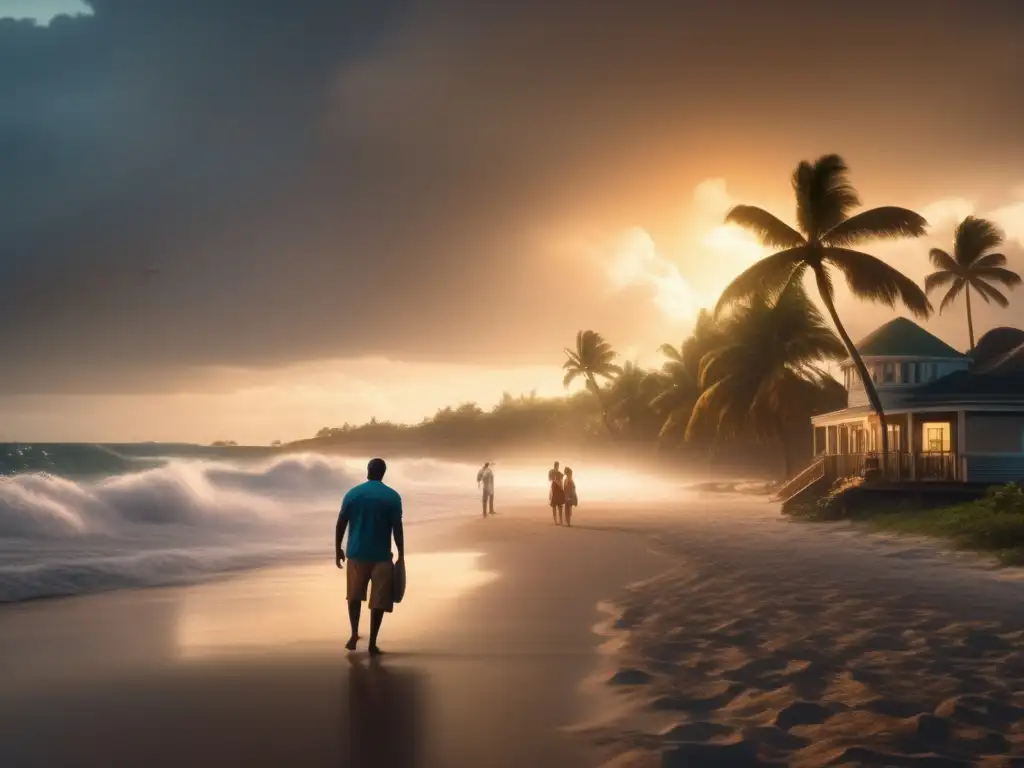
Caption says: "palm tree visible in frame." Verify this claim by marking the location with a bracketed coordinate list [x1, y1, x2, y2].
[651, 310, 722, 443]
[562, 330, 622, 438]
[717, 154, 931, 464]
[606, 361, 662, 441]
[688, 281, 847, 477]
[924, 216, 1021, 350]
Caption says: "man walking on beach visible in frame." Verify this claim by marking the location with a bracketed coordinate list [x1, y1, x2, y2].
[336, 458, 404, 656]
[477, 461, 495, 517]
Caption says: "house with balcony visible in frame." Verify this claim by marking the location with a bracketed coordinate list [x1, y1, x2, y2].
[778, 319, 1024, 502]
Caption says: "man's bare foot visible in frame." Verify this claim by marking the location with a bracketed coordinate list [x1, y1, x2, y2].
[345, 636, 359, 651]
[368, 645, 384, 656]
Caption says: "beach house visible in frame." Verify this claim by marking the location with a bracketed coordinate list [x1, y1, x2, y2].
[787, 318, 1024, 496]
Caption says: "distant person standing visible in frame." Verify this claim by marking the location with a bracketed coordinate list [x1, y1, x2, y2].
[548, 461, 565, 525]
[477, 462, 495, 517]
[563, 467, 578, 527]
[336, 458, 404, 656]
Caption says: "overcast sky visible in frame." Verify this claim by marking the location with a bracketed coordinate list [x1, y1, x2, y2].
[2, 1, 1023, 442]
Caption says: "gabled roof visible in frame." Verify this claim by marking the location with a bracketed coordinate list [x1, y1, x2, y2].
[853, 317, 966, 359]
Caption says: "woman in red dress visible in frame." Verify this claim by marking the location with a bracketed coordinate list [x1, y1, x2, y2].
[562, 467, 577, 527]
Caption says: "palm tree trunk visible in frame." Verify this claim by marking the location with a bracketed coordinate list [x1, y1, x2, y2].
[587, 374, 617, 439]
[813, 267, 890, 469]
[965, 286, 975, 350]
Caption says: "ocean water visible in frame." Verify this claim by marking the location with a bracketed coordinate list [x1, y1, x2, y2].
[0, 444, 694, 603]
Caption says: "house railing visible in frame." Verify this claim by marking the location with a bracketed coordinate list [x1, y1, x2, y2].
[819, 451, 959, 484]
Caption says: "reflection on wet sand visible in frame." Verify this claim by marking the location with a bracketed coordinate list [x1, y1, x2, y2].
[348, 657, 424, 768]
[176, 552, 497, 660]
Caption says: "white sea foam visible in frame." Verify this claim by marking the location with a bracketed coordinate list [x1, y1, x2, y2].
[0, 452, 694, 601]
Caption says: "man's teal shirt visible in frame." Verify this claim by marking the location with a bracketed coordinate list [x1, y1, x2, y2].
[340, 480, 403, 562]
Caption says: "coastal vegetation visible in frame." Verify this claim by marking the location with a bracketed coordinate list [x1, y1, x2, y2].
[301, 154, 1019, 481]
[297, 274, 848, 475]
[788, 482, 1024, 565]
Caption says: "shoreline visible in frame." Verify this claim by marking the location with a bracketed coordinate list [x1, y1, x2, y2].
[8, 494, 1024, 765]
[0, 504, 673, 767]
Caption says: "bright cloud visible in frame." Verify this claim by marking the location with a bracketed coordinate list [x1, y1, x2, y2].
[605, 179, 767, 328]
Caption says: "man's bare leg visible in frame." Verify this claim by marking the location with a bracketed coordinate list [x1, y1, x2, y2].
[346, 600, 361, 650]
[368, 610, 385, 655]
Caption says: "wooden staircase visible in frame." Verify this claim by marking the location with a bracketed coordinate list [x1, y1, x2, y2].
[773, 457, 826, 505]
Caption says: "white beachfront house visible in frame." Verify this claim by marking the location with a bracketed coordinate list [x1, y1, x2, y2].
[808, 318, 1024, 485]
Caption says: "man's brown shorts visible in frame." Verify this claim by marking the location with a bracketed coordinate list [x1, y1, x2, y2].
[346, 559, 395, 612]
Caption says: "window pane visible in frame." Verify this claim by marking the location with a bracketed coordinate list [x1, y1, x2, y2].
[921, 422, 950, 452]
[900, 363, 910, 384]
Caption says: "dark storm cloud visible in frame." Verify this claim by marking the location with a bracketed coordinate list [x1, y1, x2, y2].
[1, 0, 1023, 392]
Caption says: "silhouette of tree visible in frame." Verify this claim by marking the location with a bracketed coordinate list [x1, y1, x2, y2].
[605, 361, 662, 441]
[717, 154, 930, 464]
[562, 330, 622, 438]
[651, 310, 723, 444]
[688, 281, 846, 476]
[925, 216, 1022, 349]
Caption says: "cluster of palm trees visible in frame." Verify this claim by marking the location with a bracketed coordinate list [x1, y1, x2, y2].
[564, 155, 1021, 475]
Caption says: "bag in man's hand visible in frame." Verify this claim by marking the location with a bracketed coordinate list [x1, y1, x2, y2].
[392, 558, 407, 604]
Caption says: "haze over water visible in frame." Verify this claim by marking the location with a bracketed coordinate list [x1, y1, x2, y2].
[0, 444, 697, 602]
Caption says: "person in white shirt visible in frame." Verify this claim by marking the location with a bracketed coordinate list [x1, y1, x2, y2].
[477, 462, 495, 517]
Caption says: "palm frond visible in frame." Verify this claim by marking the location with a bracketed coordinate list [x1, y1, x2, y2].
[924, 270, 956, 294]
[954, 216, 1004, 265]
[658, 343, 684, 363]
[973, 267, 1022, 288]
[970, 279, 1010, 307]
[824, 207, 928, 247]
[928, 248, 958, 272]
[713, 247, 809, 315]
[824, 247, 932, 318]
[795, 154, 861, 237]
[724, 205, 805, 248]
[972, 252, 1007, 270]
[562, 368, 583, 388]
[938, 278, 966, 313]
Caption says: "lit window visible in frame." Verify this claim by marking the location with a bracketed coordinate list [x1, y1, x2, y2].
[921, 422, 950, 453]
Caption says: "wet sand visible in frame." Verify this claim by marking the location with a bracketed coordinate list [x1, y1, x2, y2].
[0, 505, 669, 768]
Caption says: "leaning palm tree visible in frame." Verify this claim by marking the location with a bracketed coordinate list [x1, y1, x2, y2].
[717, 154, 931, 464]
[688, 281, 847, 477]
[924, 216, 1021, 350]
[562, 330, 622, 438]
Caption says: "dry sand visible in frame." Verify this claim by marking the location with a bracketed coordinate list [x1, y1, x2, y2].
[578, 496, 1024, 767]
[4, 494, 1024, 767]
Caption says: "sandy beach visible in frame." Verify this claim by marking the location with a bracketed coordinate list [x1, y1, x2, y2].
[581, 499, 1024, 767]
[0, 503, 669, 768]
[4, 495, 1024, 767]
